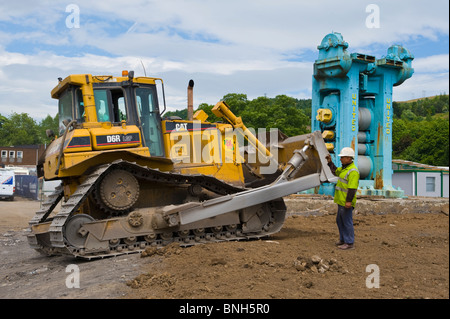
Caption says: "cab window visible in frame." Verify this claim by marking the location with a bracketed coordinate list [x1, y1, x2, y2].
[94, 89, 110, 122]
[112, 90, 127, 122]
[58, 89, 73, 135]
[94, 88, 127, 123]
[75, 88, 85, 123]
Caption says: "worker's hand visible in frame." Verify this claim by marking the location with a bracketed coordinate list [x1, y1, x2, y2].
[345, 202, 352, 209]
[325, 154, 332, 163]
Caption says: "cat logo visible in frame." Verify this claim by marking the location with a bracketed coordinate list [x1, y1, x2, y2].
[175, 123, 188, 131]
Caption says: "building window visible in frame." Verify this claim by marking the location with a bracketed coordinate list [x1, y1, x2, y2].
[426, 176, 435, 192]
[17, 151, 23, 163]
[1, 150, 6, 163]
[9, 151, 15, 163]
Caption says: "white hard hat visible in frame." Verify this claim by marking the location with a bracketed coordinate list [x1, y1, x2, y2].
[338, 147, 355, 158]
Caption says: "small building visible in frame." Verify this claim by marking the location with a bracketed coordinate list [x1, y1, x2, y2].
[392, 159, 449, 198]
[0, 145, 45, 170]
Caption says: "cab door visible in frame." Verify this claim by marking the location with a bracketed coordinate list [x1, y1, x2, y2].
[135, 86, 165, 157]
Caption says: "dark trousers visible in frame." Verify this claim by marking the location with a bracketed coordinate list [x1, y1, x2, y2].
[336, 205, 354, 244]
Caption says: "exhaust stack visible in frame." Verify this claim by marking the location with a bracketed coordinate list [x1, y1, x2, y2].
[187, 79, 194, 121]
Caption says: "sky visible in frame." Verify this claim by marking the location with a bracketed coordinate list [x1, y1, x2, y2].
[0, 0, 448, 121]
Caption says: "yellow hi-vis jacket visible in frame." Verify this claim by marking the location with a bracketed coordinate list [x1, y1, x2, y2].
[334, 162, 360, 207]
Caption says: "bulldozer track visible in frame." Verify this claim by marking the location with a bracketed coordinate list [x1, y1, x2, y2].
[28, 160, 285, 259]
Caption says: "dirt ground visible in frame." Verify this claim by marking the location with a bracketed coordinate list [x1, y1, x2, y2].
[0, 195, 448, 300]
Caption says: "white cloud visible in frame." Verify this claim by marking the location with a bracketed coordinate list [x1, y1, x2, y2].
[413, 54, 449, 73]
[394, 72, 449, 101]
[393, 54, 450, 101]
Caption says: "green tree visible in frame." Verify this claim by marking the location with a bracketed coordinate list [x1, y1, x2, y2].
[393, 95, 449, 119]
[0, 114, 7, 128]
[403, 119, 449, 166]
[222, 93, 248, 114]
[0, 113, 41, 146]
[195, 103, 221, 122]
[392, 119, 412, 157]
[400, 109, 417, 121]
[240, 95, 309, 136]
[38, 114, 59, 144]
[163, 108, 188, 120]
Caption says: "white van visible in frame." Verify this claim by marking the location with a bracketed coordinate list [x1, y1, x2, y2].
[0, 169, 15, 200]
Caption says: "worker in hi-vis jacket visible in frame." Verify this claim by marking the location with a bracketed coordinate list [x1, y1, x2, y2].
[326, 147, 360, 250]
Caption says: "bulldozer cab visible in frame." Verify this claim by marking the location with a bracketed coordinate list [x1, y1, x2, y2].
[54, 74, 165, 158]
[90, 84, 165, 157]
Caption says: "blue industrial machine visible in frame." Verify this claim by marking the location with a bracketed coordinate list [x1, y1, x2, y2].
[311, 32, 414, 197]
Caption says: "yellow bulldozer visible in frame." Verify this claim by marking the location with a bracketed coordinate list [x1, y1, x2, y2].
[28, 71, 336, 259]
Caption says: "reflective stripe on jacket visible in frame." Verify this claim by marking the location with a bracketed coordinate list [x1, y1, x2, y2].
[334, 162, 360, 207]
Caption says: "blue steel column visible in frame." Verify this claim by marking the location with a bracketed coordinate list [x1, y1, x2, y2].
[370, 45, 414, 195]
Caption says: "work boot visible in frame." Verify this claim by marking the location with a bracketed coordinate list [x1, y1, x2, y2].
[338, 243, 354, 250]
[335, 240, 344, 246]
